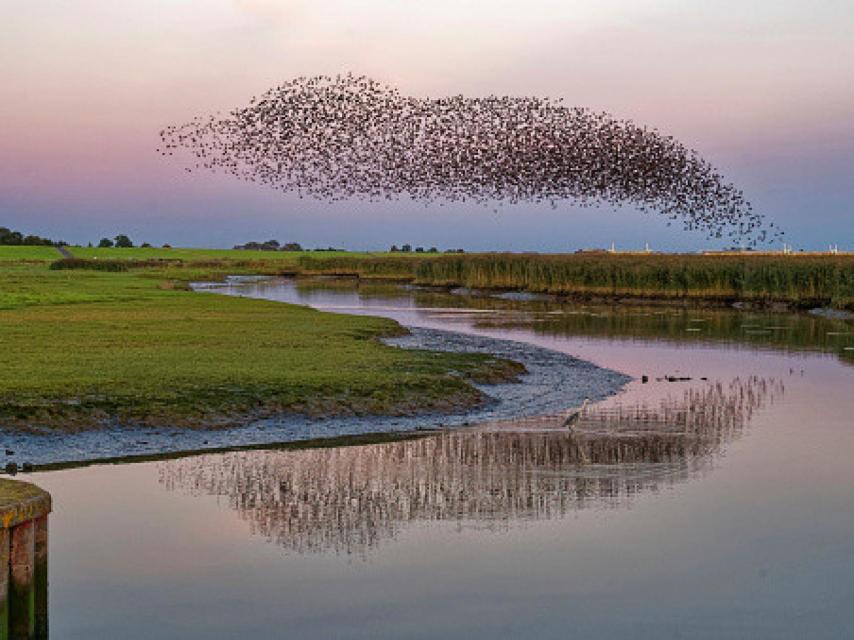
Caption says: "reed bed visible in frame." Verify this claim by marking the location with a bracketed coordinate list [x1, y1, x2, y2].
[298, 254, 854, 310]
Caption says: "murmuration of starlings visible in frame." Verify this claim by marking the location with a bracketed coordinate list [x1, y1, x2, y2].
[159, 74, 781, 246]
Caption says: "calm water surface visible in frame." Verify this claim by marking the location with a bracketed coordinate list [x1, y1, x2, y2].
[32, 280, 854, 638]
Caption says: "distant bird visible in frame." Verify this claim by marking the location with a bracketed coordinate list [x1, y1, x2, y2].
[561, 397, 591, 432]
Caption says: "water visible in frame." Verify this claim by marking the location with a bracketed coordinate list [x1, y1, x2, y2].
[31, 279, 854, 638]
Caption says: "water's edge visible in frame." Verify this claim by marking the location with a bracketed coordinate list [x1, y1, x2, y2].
[0, 322, 630, 468]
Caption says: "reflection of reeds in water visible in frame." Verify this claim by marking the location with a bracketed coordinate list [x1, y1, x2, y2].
[159, 377, 781, 556]
[572, 376, 776, 438]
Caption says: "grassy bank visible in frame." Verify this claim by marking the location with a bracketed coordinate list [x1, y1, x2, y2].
[0, 261, 522, 432]
[67, 246, 361, 262]
[296, 253, 854, 311]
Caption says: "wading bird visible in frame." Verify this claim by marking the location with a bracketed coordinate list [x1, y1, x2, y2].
[561, 397, 590, 432]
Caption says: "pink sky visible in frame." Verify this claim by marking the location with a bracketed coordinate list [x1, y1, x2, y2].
[2, 0, 852, 249]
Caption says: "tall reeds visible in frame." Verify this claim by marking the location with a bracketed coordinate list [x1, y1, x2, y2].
[297, 254, 854, 310]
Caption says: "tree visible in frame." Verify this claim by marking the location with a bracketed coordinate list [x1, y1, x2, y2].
[24, 235, 52, 246]
[281, 242, 302, 251]
[114, 235, 133, 248]
[415, 247, 424, 253]
[401, 244, 412, 253]
[428, 247, 438, 253]
[389, 245, 399, 253]
[98, 238, 114, 248]
[0, 227, 54, 246]
[233, 239, 280, 251]
[0, 231, 23, 245]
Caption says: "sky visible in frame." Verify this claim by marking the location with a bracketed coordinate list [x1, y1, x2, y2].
[2, 0, 853, 251]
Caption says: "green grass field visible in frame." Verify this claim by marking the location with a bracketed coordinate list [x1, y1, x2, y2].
[52, 247, 428, 289]
[0, 260, 520, 432]
[0, 246, 63, 262]
[66, 246, 373, 262]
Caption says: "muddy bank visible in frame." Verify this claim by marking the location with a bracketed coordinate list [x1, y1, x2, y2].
[809, 307, 854, 321]
[0, 328, 629, 468]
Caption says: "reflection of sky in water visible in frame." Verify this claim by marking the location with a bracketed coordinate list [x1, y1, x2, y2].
[29, 280, 854, 639]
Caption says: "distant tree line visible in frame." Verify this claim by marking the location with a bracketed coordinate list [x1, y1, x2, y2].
[1, 227, 466, 255]
[232, 241, 350, 252]
[233, 240, 304, 251]
[91, 235, 164, 249]
[0, 226, 63, 246]
[389, 245, 463, 254]
[97, 234, 135, 248]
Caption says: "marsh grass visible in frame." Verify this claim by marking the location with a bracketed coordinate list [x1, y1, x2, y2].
[0, 262, 522, 431]
[298, 254, 854, 310]
[0, 246, 61, 262]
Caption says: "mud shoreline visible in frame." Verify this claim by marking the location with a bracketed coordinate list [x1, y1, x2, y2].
[0, 327, 630, 469]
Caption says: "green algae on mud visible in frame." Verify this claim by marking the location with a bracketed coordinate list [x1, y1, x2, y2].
[0, 262, 524, 433]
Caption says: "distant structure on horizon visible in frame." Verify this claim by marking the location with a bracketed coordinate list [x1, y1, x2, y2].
[576, 242, 660, 255]
[702, 245, 851, 256]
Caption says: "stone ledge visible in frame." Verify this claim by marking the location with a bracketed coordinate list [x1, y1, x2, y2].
[0, 479, 51, 530]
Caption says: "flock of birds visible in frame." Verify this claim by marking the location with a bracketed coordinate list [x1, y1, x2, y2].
[159, 74, 780, 246]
